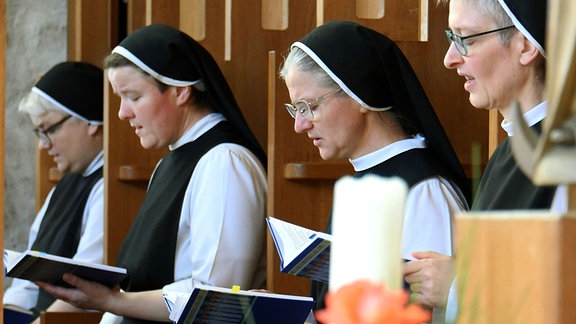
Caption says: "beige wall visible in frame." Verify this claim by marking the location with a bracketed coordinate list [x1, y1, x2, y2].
[4, 0, 66, 263]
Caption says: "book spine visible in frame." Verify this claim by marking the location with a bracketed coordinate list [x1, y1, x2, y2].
[6, 255, 36, 278]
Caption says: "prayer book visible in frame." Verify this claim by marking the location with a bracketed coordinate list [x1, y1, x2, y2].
[3, 305, 33, 324]
[5, 250, 127, 288]
[174, 284, 314, 324]
[266, 216, 331, 283]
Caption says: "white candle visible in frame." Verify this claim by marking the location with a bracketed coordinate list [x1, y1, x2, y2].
[329, 175, 407, 291]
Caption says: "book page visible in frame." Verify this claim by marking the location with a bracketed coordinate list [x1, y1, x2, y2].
[4, 249, 21, 274]
[267, 217, 318, 265]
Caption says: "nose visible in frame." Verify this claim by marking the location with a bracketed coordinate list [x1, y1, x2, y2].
[443, 42, 463, 69]
[117, 100, 133, 121]
[293, 114, 313, 134]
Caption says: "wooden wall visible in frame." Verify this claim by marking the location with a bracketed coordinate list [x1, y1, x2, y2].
[36, 0, 488, 299]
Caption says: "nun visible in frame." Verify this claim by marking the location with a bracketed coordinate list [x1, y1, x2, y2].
[405, 0, 567, 323]
[4, 61, 104, 319]
[37, 24, 268, 323]
[279, 20, 470, 323]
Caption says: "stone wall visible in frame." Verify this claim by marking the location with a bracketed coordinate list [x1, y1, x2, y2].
[4, 0, 67, 258]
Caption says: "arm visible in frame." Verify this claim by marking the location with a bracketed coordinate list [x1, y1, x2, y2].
[4, 189, 54, 309]
[37, 274, 170, 322]
[163, 144, 267, 312]
[402, 177, 466, 259]
[175, 144, 266, 287]
[400, 178, 463, 310]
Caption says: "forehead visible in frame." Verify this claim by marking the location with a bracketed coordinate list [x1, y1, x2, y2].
[107, 66, 155, 90]
[285, 68, 324, 98]
[29, 111, 66, 127]
[449, 0, 495, 31]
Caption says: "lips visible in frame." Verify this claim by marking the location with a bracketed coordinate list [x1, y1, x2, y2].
[459, 73, 475, 92]
[132, 124, 143, 136]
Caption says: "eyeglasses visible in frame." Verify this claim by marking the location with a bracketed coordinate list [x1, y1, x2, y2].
[284, 89, 342, 121]
[444, 25, 515, 56]
[33, 115, 72, 146]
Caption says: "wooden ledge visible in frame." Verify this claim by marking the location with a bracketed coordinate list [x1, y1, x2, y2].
[284, 162, 354, 180]
[117, 165, 154, 181]
[40, 311, 103, 324]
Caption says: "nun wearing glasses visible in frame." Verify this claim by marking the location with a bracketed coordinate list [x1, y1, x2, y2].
[402, 0, 568, 323]
[38, 24, 267, 323]
[4, 61, 104, 320]
[279, 20, 470, 323]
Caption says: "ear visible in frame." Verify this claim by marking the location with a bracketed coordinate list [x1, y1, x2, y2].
[87, 123, 101, 136]
[518, 35, 541, 66]
[174, 86, 192, 106]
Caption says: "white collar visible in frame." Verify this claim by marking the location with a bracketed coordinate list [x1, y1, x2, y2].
[502, 101, 547, 136]
[169, 113, 226, 150]
[83, 151, 104, 176]
[350, 135, 427, 172]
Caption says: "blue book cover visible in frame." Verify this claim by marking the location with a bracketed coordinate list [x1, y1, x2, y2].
[6, 250, 127, 288]
[4, 305, 34, 324]
[175, 284, 314, 324]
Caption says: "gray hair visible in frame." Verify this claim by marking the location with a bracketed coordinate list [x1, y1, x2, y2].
[279, 46, 339, 90]
[18, 91, 64, 117]
[438, 0, 516, 43]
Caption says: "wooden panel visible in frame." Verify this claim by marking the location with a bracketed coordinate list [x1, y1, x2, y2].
[356, 0, 385, 19]
[145, 0, 179, 26]
[35, 0, 116, 209]
[67, 0, 114, 66]
[457, 213, 576, 323]
[261, 0, 288, 31]
[323, 0, 426, 41]
[127, 0, 147, 33]
[103, 80, 166, 265]
[284, 162, 354, 180]
[180, 0, 206, 40]
[488, 109, 507, 157]
[40, 311, 103, 324]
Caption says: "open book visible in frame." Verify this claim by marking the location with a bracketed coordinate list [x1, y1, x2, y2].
[174, 284, 314, 324]
[266, 217, 331, 283]
[4, 249, 21, 275]
[5, 250, 127, 288]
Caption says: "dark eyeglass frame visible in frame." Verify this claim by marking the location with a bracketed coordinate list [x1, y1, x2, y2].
[284, 89, 343, 121]
[33, 115, 72, 146]
[444, 25, 516, 56]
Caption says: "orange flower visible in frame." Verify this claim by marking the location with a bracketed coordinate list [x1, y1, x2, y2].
[315, 280, 431, 324]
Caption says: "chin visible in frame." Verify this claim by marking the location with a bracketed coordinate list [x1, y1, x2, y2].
[57, 165, 70, 174]
[319, 151, 335, 161]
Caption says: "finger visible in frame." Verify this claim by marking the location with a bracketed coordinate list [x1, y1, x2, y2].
[411, 250, 440, 260]
[62, 273, 84, 287]
[402, 259, 424, 275]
